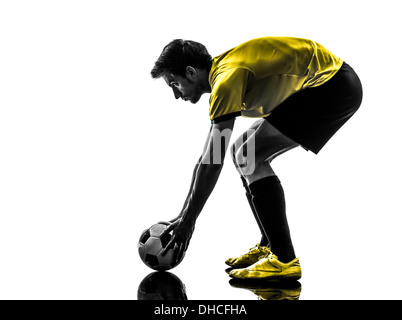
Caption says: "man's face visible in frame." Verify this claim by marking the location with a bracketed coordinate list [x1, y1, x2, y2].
[162, 68, 203, 104]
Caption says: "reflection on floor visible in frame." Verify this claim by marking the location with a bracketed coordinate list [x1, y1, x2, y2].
[138, 271, 301, 300]
[138, 271, 188, 300]
[229, 278, 301, 300]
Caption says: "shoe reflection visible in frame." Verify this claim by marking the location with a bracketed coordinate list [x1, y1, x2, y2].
[138, 271, 188, 300]
[229, 279, 302, 300]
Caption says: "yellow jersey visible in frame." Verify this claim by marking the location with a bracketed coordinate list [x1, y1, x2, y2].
[208, 37, 343, 122]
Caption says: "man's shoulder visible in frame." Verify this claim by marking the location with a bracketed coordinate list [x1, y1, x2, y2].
[210, 67, 253, 93]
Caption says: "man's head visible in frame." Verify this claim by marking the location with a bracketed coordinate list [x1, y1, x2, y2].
[151, 39, 212, 103]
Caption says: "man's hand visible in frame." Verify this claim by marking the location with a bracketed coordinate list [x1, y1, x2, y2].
[160, 217, 195, 257]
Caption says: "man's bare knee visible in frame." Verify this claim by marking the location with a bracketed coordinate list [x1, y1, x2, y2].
[234, 142, 257, 176]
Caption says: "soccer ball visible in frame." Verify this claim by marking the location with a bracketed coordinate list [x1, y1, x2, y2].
[138, 222, 185, 271]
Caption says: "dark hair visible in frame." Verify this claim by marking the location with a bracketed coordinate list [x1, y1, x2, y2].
[150, 39, 212, 79]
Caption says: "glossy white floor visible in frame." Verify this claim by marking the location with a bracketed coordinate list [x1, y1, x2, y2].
[1, 0, 401, 300]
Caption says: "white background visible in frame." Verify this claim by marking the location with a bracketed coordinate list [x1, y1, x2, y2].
[0, 0, 401, 300]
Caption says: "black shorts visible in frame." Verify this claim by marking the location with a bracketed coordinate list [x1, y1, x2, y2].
[265, 62, 363, 154]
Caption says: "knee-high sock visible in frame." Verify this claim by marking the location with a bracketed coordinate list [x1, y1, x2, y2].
[248, 175, 296, 262]
[240, 177, 269, 247]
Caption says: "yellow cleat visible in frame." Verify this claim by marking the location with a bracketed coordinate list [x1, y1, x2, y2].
[225, 244, 270, 268]
[229, 254, 302, 281]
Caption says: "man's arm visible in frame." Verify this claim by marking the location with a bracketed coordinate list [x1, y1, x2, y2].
[162, 117, 235, 253]
[169, 126, 213, 223]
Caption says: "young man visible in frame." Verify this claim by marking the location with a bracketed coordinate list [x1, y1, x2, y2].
[151, 37, 362, 280]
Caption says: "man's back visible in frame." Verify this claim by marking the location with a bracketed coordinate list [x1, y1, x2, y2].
[209, 37, 343, 120]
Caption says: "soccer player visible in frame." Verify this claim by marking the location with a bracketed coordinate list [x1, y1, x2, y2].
[151, 37, 362, 280]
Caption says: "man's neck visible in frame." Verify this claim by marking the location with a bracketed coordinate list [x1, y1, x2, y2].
[197, 68, 212, 94]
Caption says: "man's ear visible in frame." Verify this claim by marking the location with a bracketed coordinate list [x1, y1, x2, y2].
[185, 66, 197, 80]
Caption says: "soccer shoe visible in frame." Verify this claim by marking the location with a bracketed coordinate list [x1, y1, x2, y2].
[229, 254, 301, 280]
[225, 244, 270, 268]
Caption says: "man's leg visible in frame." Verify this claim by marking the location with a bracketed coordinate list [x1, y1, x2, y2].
[233, 119, 299, 263]
[230, 120, 270, 247]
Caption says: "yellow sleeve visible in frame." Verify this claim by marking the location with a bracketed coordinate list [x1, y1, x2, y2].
[209, 68, 253, 123]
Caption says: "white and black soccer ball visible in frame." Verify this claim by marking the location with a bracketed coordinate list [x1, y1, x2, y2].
[138, 222, 185, 271]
